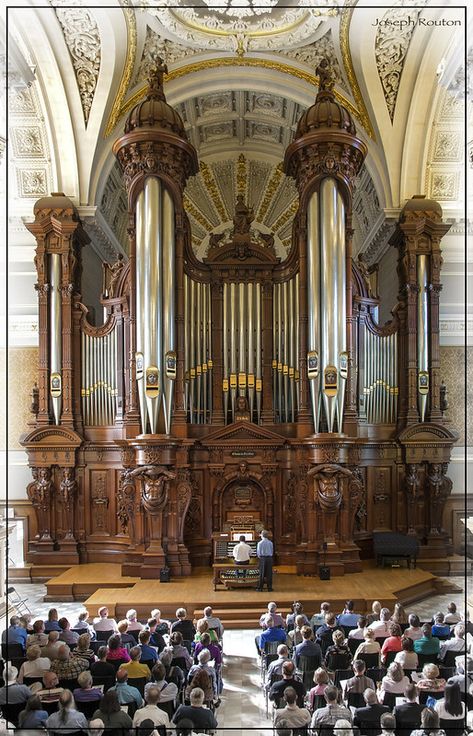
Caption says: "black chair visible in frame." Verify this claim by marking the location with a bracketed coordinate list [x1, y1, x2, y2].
[443, 650, 466, 668]
[382, 691, 399, 709]
[127, 676, 148, 696]
[326, 652, 352, 671]
[417, 653, 439, 668]
[183, 639, 192, 653]
[50, 731, 85, 736]
[92, 674, 116, 692]
[0, 701, 25, 726]
[128, 630, 140, 643]
[439, 718, 465, 736]
[296, 654, 321, 690]
[347, 691, 365, 708]
[171, 656, 189, 673]
[120, 700, 137, 717]
[75, 698, 102, 719]
[71, 628, 89, 637]
[140, 658, 155, 671]
[265, 672, 283, 716]
[419, 689, 444, 705]
[366, 667, 387, 684]
[439, 666, 456, 680]
[358, 653, 380, 670]
[318, 631, 337, 655]
[95, 629, 114, 642]
[333, 668, 353, 688]
[108, 658, 130, 671]
[383, 651, 398, 667]
[23, 674, 45, 687]
[157, 699, 175, 719]
[1, 642, 25, 660]
[58, 677, 80, 691]
[348, 637, 361, 655]
[41, 698, 62, 715]
[90, 640, 103, 654]
[342, 626, 356, 638]
[400, 623, 409, 633]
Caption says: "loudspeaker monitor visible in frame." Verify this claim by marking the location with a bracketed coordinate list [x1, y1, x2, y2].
[319, 566, 331, 581]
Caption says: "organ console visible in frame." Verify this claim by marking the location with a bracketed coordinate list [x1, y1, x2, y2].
[20, 59, 458, 580]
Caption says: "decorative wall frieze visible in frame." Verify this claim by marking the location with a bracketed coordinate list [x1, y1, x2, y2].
[79, 206, 127, 263]
[54, 3, 101, 125]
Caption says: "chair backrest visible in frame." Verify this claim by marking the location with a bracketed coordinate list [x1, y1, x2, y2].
[439, 666, 456, 680]
[359, 652, 380, 670]
[95, 629, 114, 642]
[1, 642, 24, 660]
[50, 731, 85, 736]
[327, 652, 351, 671]
[108, 658, 129, 671]
[297, 654, 320, 690]
[383, 650, 398, 666]
[75, 698, 101, 719]
[23, 674, 44, 686]
[439, 718, 465, 736]
[157, 699, 175, 718]
[419, 689, 445, 705]
[90, 640, 103, 654]
[342, 625, 355, 637]
[182, 639, 192, 653]
[71, 628, 89, 637]
[319, 630, 336, 655]
[347, 691, 365, 709]
[348, 637, 361, 655]
[128, 630, 140, 643]
[443, 650, 466, 668]
[312, 693, 327, 710]
[171, 656, 188, 671]
[366, 667, 387, 684]
[0, 701, 25, 726]
[92, 674, 116, 692]
[120, 700, 137, 717]
[140, 659, 155, 671]
[334, 668, 353, 688]
[127, 676, 147, 695]
[382, 691, 398, 709]
[58, 677, 80, 691]
[417, 653, 439, 668]
[263, 640, 280, 655]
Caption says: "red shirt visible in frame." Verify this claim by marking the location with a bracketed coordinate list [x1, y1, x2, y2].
[381, 636, 403, 656]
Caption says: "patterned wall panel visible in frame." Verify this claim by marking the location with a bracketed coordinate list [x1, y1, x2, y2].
[7, 347, 39, 450]
[440, 346, 471, 446]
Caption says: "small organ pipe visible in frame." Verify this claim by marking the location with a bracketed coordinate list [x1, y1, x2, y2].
[223, 282, 229, 424]
[247, 281, 254, 422]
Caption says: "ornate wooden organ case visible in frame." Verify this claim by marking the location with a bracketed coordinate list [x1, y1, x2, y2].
[21, 62, 458, 578]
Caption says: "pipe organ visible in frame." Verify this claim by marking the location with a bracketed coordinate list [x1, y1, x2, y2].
[21, 61, 458, 580]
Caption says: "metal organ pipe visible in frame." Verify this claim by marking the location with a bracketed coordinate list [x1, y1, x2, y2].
[417, 254, 429, 422]
[223, 282, 229, 423]
[162, 188, 175, 435]
[307, 191, 320, 432]
[230, 282, 237, 422]
[135, 190, 147, 432]
[184, 274, 189, 415]
[247, 282, 254, 422]
[49, 253, 62, 424]
[336, 188, 347, 432]
[255, 283, 262, 424]
[238, 282, 246, 399]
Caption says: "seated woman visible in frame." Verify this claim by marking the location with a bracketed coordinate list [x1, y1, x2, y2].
[169, 631, 193, 670]
[348, 616, 368, 640]
[391, 603, 408, 625]
[416, 663, 447, 692]
[353, 628, 381, 662]
[287, 614, 306, 649]
[18, 695, 49, 729]
[92, 690, 133, 732]
[434, 681, 466, 721]
[71, 633, 96, 665]
[151, 608, 170, 636]
[394, 635, 419, 670]
[18, 644, 51, 682]
[170, 608, 196, 641]
[193, 632, 222, 666]
[105, 633, 130, 663]
[73, 670, 103, 703]
[410, 706, 447, 736]
[308, 667, 331, 712]
[44, 608, 62, 633]
[380, 662, 410, 701]
[194, 619, 218, 646]
[334, 718, 354, 736]
[185, 666, 213, 703]
[381, 623, 403, 664]
[405, 613, 424, 641]
[324, 629, 352, 669]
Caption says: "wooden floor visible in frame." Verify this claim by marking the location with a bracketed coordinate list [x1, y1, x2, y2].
[44, 561, 452, 628]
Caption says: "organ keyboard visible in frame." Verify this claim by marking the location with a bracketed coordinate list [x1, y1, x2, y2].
[212, 529, 258, 561]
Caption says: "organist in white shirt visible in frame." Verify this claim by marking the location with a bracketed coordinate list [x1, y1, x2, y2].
[233, 535, 252, 565]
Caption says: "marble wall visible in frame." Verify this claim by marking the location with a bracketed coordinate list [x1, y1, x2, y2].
[440, 345, 471, 446]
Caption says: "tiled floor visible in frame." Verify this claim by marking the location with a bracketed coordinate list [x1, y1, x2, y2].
[2, 578, 468, 734]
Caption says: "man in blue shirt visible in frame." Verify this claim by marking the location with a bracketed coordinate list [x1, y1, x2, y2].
[110, 667, 144, 707]
[258, 615, 287, 654]
[138, 630, 158, 663]
[1, 615, 28, 651]
[256, 529, 274, 591]
[337, 600, 360, 628]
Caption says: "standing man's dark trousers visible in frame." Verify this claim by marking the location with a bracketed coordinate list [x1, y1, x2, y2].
[258, 555, 273, 591]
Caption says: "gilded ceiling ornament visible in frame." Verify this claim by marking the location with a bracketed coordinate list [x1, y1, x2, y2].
[54, 5, 101, 125]
[339, 7, 375, 140]
[374, 5, 420, 122]
[104, 4, 137, 137]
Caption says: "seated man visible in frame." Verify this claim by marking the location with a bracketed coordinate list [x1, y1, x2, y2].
[202, 606, 224, 641]
[273, 686, 311, 730]
[232, 534, 252, 567]
[432, 612, 452, 638]
[444, 602, 462, 625]
[269, 660, 306, 708]
[293, 625, 323, 668]
[310, 685, 352, 729]
[0, 665, 32, 705]
[145, 662, 178, 704]
[72, 670, 103, 703]
[138, 629, 158, 663]
[310, 602, 331, 630]
[265, 644, 290, 689]
[348, 616, 368, 641]
[110, 667, 143, 707]
[126, 609, 143, 633]
[90, 645, 116, 680]
[31, 671, 64, 704]
[146, 618, 166, 652]
[2, 615, 28, 651]
[286, 602, 310, 631]
[171, 608, 196, 641]
[439, 623, 466, 660]
[50, 643, 89, 680]
[345, 659, 375, 694]
[353, 687, 390, 735]
[117, 619, 136, 648]
[337, 600, 360, 628]
[413, 623, 441, 656]
[71, 610, 95, 638]
[93, 606, 118, 633]
[41, 631, 66, 661]
[392, 683, 424, 735]
[257, 614, 287, 655]
[260, 602, 285, 629]
[173, 687, 218, 732]
[132, 685, 170, 729]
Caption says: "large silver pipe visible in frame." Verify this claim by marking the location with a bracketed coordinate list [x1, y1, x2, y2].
[247, 281, 254, 422]
[143, 177, 162, 433]
[189, 278, 196, 423]
[255, 283, 262, 424]
[272, 284, 277, 419]
[49, 253, 62, 424]
[89, 333, 94, 426]
[336, 188, 346, 433]
[81, 331, 86, 424]
[112, 327, 117, 422]
[288, 277, 295, 423]
[135, 189, 147, 433]
[295, 272, 300, 416]
[238, 282, 246, 400]
[282, 280, 289, 422]
[223, 282, 229, 424]
[202, 281, 208, 423]
[366, 329, 371, 422]
[307, 191, 320, 432]
[162, 187, 175, 435]
[196, 281, 202, 423]
[207, 284, 213, 423]
[320, 179, 339, 432]
[277, 281, 283, 421]
[230, 282, 237, 422]
[417, 254, 429, 422]
[183, 274, 189, 416]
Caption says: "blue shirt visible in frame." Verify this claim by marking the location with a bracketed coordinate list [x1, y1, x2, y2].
[110, 681, 143, 707]
[139, 643, 158, 662]
[2, 625, 27, 649]
[259, 627, 287, 649]
[257, 538, 274, 557]
[337, 613, 359, 627]
[432, 624, 451, 638]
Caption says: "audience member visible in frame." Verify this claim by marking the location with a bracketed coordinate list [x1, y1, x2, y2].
[293, 625, 323, 668]
[337, 600, 359, 628]
[413, 624, 440, 656]
[260, 601, 285, 629]
[146, 618, 166, 651]
[334, 718, 355, 736]
[72, 632, 96, 665]
[73, 670, 103, 703]
[324, 629, 352, 668]
[18, 644, 51, 682]
[18, 694, 49, 729]
[194, 618, 218, 645]
[0, 666, 32, 705]
[27, 619, 48, 648]
[310, 601, 331, 628]
[126, 608, 144, 632]
[366, 601, 382, 625]
[410, 707, 447, 736]
[447, 654, 473, 693]
[72, 610, 95, 637]
[286, 601, 310, 630]
[138, 629, 158, 662]
[50, 643, 89, 680]
[393, 683, 424, 734]
[345, 659, 375, 694]
[87, 717, 105, 736]
[444, 602, 462, 625]
[265, 644, 290, 686]
[173, 687, 218, 732]
[415, 663, 446, 692]
[381, 623, 403, 663]
[273, 685, 311, 729]
[2, 615, 28, 651]
[185, 666, 214, 703]
[32, 671, 64, 704]
[348, 615, 368, 640]
[92, 690, 133, 731]
[145, 661, 178, 703]
[117, 619, 137, 647]
[202, 605, 224, 640]
[171, 608, 196, 641]
[93, 606, 118, 633]
[90, 646, 116, 680]
[44, 608, 62, 633]
[194, 632, 222, 665]
[315, 613, 342, 641]
[106, 633, 131, 662]
[353, 687, 390, 734]
[287, 614, 306, 648]
[110, 667, 143, 707]
[380, 712, 397, 736]
[380, 662, 410, 700]
[308, 667, 332, 710]
[170, 631, 194, 670]
[432, 613, 451, 639]
[391, 603, 408, 625]
[269, 660, 306, 708]
[59, 617, 80, 646]
[353, 627, 381, 662]
[434, 681, 465, 721]
[310, 685, 353, 728]
[394, 636, 419, 670]
[258, 615, 287, 653]
[405, 614, 424, 641]
[122, 645, 151, 679]
[187, 649, 218, 698]
[41, 631, 65, 660]
[439, 623, 465, 660]
[150, 608, 171, 636]
[45, 688, 88, 733]
[370, 608, 392, 638]
[132, 684, 171, 729]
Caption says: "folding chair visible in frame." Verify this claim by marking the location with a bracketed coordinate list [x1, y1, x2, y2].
[7, 586, 32, 617]
[296, 654, 320, 690]
[265, 672, 283, 717]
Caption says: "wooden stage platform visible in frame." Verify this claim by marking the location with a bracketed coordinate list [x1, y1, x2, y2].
[43, 561, 461, 628]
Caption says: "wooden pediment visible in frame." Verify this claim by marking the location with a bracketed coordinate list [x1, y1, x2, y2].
[20, 426, 83, 449]
[203, 421, 285, 446]
[398, 422, 458, 445]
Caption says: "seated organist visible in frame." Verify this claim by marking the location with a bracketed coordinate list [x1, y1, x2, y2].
[232, 534, 253, 565]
